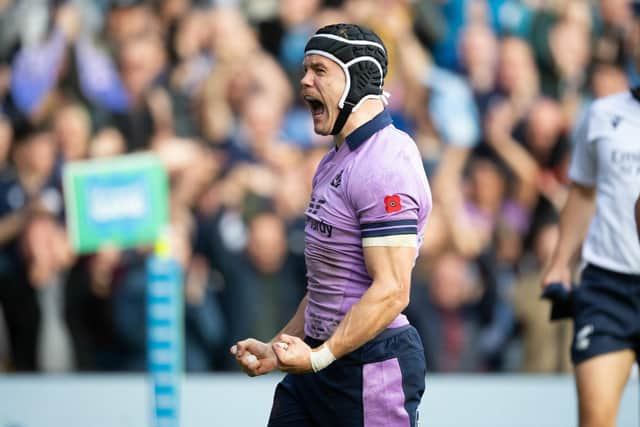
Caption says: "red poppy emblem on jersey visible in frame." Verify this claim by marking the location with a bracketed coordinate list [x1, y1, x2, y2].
[384, 195, 401, 213]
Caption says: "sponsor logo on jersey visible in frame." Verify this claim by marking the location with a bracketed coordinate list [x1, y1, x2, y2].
[307, 197, 326, 215]
[306, 217, 333, 238]
[611, 115, 622, 129]
[610, 149, 640, 176]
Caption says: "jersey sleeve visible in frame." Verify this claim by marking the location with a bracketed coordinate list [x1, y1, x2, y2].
[346, 152, 424, 248]
[568, 104, 601, 186]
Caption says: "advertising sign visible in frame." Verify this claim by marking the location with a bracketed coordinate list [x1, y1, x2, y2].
[63, 153, 169, 253]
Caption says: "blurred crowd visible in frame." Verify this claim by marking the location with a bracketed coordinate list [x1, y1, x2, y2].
[0, 0, 637, 374]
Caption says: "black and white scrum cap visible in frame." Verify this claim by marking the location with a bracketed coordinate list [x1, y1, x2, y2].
[304, 24, 390, 135]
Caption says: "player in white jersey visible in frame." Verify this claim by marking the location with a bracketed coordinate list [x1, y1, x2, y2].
[542, 86, 640, 427]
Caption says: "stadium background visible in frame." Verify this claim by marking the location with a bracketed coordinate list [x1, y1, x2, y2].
[0, 0, 638, 425]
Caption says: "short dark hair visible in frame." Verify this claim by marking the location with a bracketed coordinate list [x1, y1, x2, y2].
[12, 118, 51, 146]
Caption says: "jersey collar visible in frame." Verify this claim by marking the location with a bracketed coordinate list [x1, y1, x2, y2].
[345, 109, 393, 151]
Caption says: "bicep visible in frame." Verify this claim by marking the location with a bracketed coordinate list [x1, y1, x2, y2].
[363, 245, 417, 299]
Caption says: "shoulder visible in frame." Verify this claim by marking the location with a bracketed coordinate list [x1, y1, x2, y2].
[361, 125, 419, 160]
[576, 92, 633, 139]
[316, 148, 337, 169]
[379, 125, 422, 169]
[589, 91, 632, 118]
[346, 125, 425, 191]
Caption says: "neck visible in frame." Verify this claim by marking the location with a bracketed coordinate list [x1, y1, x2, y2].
[335, 99, 385, 147]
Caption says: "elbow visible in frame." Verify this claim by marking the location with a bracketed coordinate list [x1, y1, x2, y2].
[523, 169, 539, 187]
[520, 164, 541, 187]
[398, 281, 411, 310]
[396, 294, 410, 313]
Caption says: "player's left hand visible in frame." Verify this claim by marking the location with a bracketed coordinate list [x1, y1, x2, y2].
[272, 334, 312, 374]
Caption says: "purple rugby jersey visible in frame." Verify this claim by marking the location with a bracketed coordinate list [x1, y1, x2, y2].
[303, 109, 432, 340]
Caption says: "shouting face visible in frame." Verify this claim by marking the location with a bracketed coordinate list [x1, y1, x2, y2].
[300, 54, 346, 136]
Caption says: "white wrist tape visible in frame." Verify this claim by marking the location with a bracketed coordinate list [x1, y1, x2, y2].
[310, 344, 336, 372]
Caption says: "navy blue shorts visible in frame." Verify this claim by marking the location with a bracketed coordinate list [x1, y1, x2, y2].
[571, 264, 640, 365]
[268, 325, 426, 427]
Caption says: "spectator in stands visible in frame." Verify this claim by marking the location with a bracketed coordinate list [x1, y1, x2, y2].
[0, 118, 12, 169]
[408, 251, 483, 372]
[89, 128, 126, 158]
[235, 211, 302, 343]
[169, 9, 214, 98]
[6, 3, 80, 122]
[0, 122, 67, 371]
[53, 102, 92, 162]
[110, 213, 225, 372]
[258, 0, 322, 86]
[459, 24, 499, 116]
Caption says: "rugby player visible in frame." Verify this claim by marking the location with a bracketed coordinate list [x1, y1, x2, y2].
[231, 23, 431, 426]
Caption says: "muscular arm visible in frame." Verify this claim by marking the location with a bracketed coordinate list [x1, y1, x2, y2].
[542, 182, 596, 288]
[325, 245, 416, 358]
[273, 245, 416, 373]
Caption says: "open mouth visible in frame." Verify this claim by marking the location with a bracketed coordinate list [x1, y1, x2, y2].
[304, 96, 325, 118]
